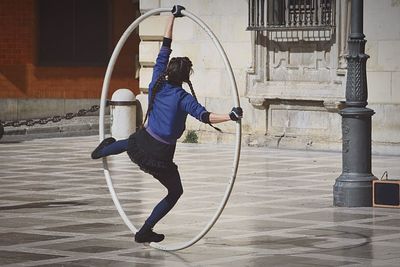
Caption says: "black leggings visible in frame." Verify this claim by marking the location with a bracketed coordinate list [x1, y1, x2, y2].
[145, 168, 183, 227]
[99, 135, 183, 228]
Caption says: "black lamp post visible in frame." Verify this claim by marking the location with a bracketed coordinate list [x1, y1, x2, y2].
[333, 0, 377, 207]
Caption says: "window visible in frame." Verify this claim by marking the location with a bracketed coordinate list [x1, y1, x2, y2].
[37, 0, 110, 66]
[248, 0, 335, 41]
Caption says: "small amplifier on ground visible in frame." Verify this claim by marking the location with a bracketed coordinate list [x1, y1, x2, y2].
[373, 172, 400, 208]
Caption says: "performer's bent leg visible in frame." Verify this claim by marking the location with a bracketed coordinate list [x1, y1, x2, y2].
[135, 168, 183, 243]
[145, 169, 183, 227]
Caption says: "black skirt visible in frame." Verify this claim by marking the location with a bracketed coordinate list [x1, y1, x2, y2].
[127, 128, 177, 177]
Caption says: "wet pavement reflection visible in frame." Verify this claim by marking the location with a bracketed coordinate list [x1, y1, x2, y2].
[0, 136, 399, 266]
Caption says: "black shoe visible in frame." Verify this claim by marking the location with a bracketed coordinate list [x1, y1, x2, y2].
[135, 229, 165, 243]
[91, 137, 116, 159]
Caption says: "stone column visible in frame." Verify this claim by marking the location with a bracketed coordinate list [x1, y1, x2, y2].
[333, 0, 377, 207]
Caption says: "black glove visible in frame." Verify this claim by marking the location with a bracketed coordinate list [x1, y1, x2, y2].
[229, 107, 243, 121]
[171, 5, 185, 17]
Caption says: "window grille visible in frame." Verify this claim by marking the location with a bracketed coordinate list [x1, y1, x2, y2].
[247, 0, 335, 41]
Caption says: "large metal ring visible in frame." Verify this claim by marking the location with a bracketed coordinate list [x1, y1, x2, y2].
[99, 7, 241, 251]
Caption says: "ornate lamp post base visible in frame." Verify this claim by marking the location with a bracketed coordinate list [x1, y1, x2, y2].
[334, 107, 376, 207]
[334, 175, 377, 207]
[333, 0, 377, 207]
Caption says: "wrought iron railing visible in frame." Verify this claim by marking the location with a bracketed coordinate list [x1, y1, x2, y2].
[247, 0, 335, 41]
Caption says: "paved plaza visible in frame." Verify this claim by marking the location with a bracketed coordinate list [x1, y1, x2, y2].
[1, 135, 400, 266]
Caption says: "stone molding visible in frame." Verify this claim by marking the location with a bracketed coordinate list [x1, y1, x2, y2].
[246, 0, 348, 112]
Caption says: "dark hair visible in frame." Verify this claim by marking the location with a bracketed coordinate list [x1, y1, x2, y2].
[167, 57, 193, 85]
[142, 57, 221, 132]
[142, 57, 193, 127]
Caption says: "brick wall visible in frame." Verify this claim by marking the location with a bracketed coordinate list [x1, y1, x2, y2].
[0, 0, 32, 98]
[0, 0, 139, 99]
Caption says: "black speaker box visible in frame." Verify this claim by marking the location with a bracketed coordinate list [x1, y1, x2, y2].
[373, 180, 400, 208]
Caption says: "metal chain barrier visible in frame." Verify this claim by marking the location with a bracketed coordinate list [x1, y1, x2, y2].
[0, 105, 99, 140]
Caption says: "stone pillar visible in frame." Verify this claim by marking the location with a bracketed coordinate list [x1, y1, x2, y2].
[333, 0, 377, 207]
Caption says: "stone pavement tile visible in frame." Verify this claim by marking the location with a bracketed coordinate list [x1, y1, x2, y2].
[0, 232, 69, 246]
[290, 225, 398, 239]
[322, 243, 400, 260]
[38, 238, 134, 253]
[0, 217, 66, 229]
[364, 218, 400, 227]
[202, 254, 356, 267]
[44, 223, 128, 235]
[33, 258, 154, 267]
[57, 209, 120, 220]
[0, 135, 400, 266]
[276, 210, 385, 223]
[0, 194, 63, 202]
[0, 250, 65, 265]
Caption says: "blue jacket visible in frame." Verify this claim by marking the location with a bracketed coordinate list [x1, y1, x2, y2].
[146, 46, 208, 144]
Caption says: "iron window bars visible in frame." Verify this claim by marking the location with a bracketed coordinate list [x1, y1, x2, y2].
[247, 0, 335, 41]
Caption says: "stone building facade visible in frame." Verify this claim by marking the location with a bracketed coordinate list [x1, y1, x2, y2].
[1, 0, 398, 155]
[138, 0, 400, 155]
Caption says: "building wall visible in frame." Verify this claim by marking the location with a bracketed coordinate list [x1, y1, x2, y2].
[364, 0, 400, 152]
[0, 0, 140, 120]
[0, 0, 34, 98]
[138, 0, 258, 142]
[138, 0, 400, 154]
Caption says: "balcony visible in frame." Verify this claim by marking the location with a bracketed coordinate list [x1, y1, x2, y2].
[247, 0, 336, 41]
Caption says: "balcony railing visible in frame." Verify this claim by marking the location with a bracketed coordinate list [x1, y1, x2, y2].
[247, 0, 335, 41]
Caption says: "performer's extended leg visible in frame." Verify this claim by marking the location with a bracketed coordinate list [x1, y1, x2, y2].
[101, 139, 128, 156]
[91, 138, 128, 159]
